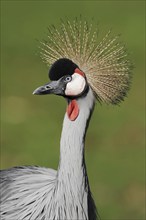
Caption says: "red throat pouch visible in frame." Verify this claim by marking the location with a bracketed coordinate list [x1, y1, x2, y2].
[67, 100, 79, 121]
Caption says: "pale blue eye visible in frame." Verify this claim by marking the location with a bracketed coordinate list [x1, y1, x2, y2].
[64, 76, 72, 82]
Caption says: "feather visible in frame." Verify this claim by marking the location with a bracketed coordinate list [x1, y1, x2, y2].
[41, 18, 132, 104]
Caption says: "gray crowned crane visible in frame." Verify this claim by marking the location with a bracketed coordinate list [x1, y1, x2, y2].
[0, 19, 132, 220]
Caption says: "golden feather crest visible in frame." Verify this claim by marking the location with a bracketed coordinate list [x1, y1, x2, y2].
[41, 18, 132, 104]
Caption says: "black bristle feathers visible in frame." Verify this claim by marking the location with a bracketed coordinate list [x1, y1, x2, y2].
[49, 58, 78, 80]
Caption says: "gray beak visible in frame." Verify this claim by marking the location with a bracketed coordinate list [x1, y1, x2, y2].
[33, 83, 52, 95]
[33, 80, 64, 96]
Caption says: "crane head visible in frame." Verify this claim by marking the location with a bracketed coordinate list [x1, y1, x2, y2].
[33, 58, 89, 99]
[33, 18, 133, 105]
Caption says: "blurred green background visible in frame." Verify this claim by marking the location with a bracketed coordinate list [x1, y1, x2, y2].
[1, 1, 145, 219]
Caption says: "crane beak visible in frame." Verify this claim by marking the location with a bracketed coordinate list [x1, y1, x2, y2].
[33, 80, 64, 95]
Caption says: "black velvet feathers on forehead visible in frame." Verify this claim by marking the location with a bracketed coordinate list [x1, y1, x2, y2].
[49, 58, 78, 80]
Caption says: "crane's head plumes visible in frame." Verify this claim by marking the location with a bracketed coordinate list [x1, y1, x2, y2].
[33, 18, 132, 104]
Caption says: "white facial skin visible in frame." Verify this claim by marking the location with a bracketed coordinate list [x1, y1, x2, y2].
[65, 73, 86, 96]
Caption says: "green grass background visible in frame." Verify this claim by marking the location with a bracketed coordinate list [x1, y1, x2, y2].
[0, 0, 145, 219]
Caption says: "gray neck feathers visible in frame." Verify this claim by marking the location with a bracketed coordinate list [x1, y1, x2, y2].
[54, 88, 95, 220]
[59, 87, 95, 174]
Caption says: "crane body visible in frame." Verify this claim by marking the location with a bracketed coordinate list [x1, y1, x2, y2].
[0, 19, 132, 220]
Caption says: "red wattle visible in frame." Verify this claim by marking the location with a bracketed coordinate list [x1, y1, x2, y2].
[66, 100, 79, 121]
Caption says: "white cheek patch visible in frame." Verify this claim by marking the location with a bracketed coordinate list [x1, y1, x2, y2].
[65, 73, 86, 96]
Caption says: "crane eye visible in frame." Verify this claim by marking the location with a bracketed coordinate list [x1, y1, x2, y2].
[64, 76, 72, 83]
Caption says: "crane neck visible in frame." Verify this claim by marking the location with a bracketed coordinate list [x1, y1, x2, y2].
[54, 88, 96, 220]
[58, 87, 95, 181]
